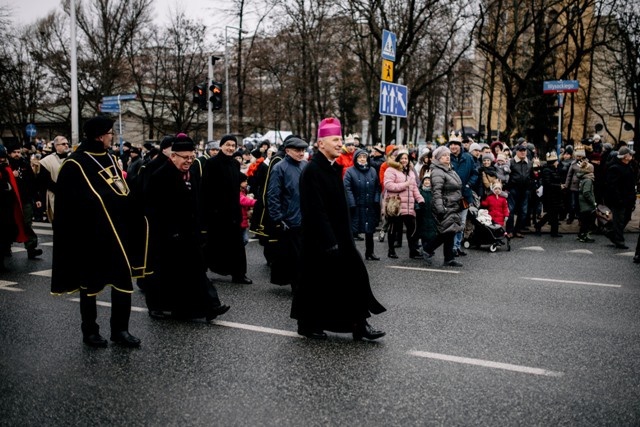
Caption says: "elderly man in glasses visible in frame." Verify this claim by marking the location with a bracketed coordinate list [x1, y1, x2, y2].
[143, 133, 230, 321]
[37, 135, 70, 222]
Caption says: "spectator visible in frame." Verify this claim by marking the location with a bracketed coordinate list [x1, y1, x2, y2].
[603, 147, 636, 249]
[416, 173, 437, 255]
[448, 134, 478, 257]
[345, 148, 382, 260]
[480, 182, 510, 226]
[576, 161, 597, 243]
[505, 144, 533, 238]
[37, 135, 70, 223]
[535, 151, 564, 237]
[239, 172, 256, 246]
[422, 145, 464, 267]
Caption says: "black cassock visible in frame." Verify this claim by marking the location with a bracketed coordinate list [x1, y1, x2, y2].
[144, 161, 221, 319]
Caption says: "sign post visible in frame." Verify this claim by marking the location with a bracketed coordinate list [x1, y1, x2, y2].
[380, 29, 399, 147]
[543, 80, 578, 156]
[100, 94, 136, 152]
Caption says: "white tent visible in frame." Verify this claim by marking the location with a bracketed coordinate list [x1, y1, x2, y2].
[261, 130, 292, 145]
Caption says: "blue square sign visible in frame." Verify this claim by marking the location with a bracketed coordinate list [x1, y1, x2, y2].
[379, 82, 408, 117]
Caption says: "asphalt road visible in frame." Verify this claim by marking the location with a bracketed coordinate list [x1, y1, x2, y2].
[1, 221, 639, 426]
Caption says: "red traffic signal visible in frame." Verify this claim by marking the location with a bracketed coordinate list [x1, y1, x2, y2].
[193, 82, 208, 110]
[209, 81, 223, 110]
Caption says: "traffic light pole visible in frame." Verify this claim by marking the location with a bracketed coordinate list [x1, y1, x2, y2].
[208, 56, 214, 142]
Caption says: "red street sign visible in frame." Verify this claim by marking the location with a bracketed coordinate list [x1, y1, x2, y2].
[543, 80, 579, 94]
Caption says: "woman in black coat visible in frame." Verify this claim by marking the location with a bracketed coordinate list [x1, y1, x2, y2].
[535, 152, 565, 237]
[344, 149, 381, 260]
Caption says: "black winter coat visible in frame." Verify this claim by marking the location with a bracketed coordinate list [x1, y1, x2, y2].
[429, 161, 463, 235]
[541, 163, 564, 211]
[344, 157, 381, 235]
[604, 158, 636, 209]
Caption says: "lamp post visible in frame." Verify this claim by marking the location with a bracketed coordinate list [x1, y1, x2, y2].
[225, 25, 248, 134]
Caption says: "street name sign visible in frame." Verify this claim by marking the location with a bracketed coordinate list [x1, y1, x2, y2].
[379, 81, 408, 117]
[543, 80, 579, 93]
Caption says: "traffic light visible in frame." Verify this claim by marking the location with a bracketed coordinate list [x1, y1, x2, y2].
[209, 81, 223, 110]
[193, 82, 207, 111]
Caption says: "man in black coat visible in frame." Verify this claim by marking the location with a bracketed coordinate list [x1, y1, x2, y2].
[202, 134, 252, 284]
[144, 134, 229, 320]
[51, 116, 147, 348]
[292, 117, 386, 340]
[603, 147, 637, 249]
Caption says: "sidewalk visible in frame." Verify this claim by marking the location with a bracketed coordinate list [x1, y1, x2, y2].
[540, 196, 640, 235]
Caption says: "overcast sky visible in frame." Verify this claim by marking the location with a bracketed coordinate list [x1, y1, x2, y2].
[2, 0, 249, 32]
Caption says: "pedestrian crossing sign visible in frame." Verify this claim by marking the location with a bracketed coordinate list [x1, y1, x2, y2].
[382, 30, 396, 62]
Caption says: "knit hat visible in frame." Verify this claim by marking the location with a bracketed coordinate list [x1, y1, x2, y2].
[206, 141, 220, 151]
[469, 143, 482, 152]
[239, 172, 248, 183]
[491, 182, 502, 191]
[373, 144, 385, 155]
[517, 137, 526, 145]
[317, 117, 342, 139]
[5, 141, 22, 152]
[220, 134, 238, 147]
[546, 151, 558, 161]
[160, 135, 176, 150]
[564, 145, 574, 155]
[433, 146, 451, 161]
[83, 116, 114, 140]
[385, 144, 396, 156]
[482, 153, 495, 162]
[172, 134, 195, 152]
[496, 153, 507, 162]
[592, 134, 601, 141]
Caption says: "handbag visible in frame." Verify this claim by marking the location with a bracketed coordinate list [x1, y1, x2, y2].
[384, 194, 401, 217]
[595, 204, 612, 225]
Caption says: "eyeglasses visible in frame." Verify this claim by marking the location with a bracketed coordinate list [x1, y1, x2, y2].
[57, 142, 69, 146]
[173, 152, 196, 161]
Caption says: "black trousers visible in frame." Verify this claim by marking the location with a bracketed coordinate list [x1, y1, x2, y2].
[388, 214, 418, 253]
[80, 288, 131, 336]
[424, 231, 455, 262]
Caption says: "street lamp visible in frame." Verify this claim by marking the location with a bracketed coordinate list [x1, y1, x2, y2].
[225, 25, 249, 134]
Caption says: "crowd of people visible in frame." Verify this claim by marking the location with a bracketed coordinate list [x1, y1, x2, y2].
[1, 119, 639, 347]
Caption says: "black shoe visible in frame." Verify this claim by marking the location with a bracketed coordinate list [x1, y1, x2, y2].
[534, 226, 542, 236]
[110, 331, 141, 348]
[456, 249, 467, 257]
[148, 310, 170, 319]
[409, 251, 422, 259]
[232, 275, 253, 284]
[83, 333, 108, 348]
[387, 251, 398, 259]
[206, 304, 230, 321]
[634, 255, 640, 264]
[443, 260, 463, 267]
[353, 323, 386, 341]
[27, 248, 43, 259]
[353, 234, 364, 241]
[297, 327, 328, 339]
[614, 243, 629, 249]
[365, 253, 380, 261]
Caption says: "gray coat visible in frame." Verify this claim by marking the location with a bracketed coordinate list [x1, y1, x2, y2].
[430, 161, 463, 234]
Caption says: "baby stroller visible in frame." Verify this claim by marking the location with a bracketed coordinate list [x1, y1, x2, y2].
[462, 206, 511, 252]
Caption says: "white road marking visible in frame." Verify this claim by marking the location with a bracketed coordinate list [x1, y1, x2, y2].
[568, 249, 593, 254]
[41, 242, 54, 247]
[408, 350, 563, 377]
[522, 277, 621, 288]
[11, 247, 26, 253]
[30, 269, 52, 277]
[33, 229, 53, 235]
[521, 246, 545, 251]
[389, 266, 461, 274]
[0, 280, 23, 292]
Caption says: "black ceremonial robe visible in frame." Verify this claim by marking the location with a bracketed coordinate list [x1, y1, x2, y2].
[51, 140, 148, 296]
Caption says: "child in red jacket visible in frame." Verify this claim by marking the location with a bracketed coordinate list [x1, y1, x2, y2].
[239, 173, 257, 245]
[480, 182, 510, 226]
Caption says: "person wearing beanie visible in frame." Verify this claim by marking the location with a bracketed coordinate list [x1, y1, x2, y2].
[478, 152, 500, 198]
[603, 145, 636, 249]
[383, 149, 425, 259]
[448, 136, 478, 257]
[143, 133, 230, 321]
[336, 134, 357, 178]
[345, 148, 382, 260]
[191, 140, 219, 183]
[370, 143, 386, 175]
[422, 143, 464, 267]
[535, 151, 564, 237]
[564, 147, 587, 224]
[293, 117, 386, 341]
[51, 115, 147, 348]
[202, 134, 253, 284]
[576, 161, 597, 243]
[265, 136, 308, 286]
[37, 135, 70, 223]
[6, 141, 43, 260]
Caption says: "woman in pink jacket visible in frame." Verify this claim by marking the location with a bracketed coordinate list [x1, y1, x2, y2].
[383, 150, 425, 259]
